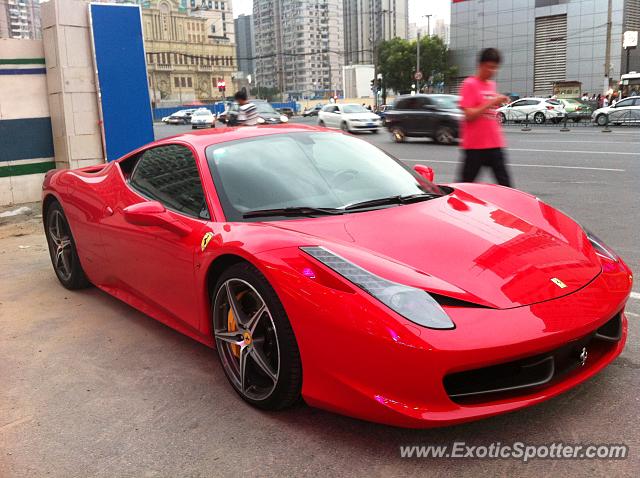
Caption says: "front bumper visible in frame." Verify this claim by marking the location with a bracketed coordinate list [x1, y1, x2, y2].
[257, 248, 632, 428]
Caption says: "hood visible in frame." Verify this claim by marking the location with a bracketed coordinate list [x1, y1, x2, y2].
[270, 189, 600, 309]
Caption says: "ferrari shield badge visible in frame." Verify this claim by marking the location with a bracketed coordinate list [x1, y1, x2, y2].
[201, 232, 214, 252]
[551, 277, 567, 289]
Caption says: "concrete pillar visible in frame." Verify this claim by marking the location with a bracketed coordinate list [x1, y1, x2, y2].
[41, 0, 104, 170]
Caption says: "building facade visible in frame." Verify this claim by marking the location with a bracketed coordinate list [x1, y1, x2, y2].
[141, 0, 236, 105]
[343, 0, 409, 65]
[235, 14, 255, 77]
[0, 0, 42, 39]
[342, 64, 375, 97]
[253, 0, 344, 99]
[450, 0, 640, 96]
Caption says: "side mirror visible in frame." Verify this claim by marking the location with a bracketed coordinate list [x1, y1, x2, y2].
[414, 165, 435, 183]
[123, 201, 191, 237]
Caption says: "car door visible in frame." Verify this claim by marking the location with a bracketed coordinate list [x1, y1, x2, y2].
[324, 105, 340, 127]
[416, 97, 438, 135]
[608, 98, 636, 123]
[509, 99, 529, 121]
[100, 143, 210, 331]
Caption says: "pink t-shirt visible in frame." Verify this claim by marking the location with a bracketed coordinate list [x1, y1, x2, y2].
[459, 76, 505, 150]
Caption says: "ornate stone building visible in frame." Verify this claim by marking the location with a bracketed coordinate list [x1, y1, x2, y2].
[141, 0, 236, 105]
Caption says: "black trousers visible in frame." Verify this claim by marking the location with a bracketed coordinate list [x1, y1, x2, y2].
[458, 148, 512, 187]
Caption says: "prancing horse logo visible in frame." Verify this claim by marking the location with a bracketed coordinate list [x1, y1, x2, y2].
[551, 277, 568, 289]
[579, 347, 588, 366]
[201, 232, 214, 252]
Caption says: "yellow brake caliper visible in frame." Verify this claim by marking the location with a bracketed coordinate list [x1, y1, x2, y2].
[227, 291, 247, 358]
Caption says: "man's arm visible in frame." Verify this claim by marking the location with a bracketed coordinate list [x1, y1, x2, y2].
[462, 94, 509, 121]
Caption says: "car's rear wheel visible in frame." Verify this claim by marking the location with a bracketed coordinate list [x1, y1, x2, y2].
[533, 112, 545, 124]
[212, 263, 302, 410]
[44, 201, 91, 290]
[391, 127, 405, 143]
[498, 112, 506, 124]
[434, 126, 455, 145]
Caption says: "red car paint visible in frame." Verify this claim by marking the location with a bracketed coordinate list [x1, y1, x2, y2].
[43, 125, 633, 428]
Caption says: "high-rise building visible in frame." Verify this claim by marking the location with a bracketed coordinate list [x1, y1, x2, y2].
[0, 0, 42, 40]
[235, 14, 255, 77]
[253, 0, 344, 99]
[450, 0, 640, 96]
[141, 0, 237, 105]
[432, 18, 449, 46]
[343, 0, 409, 65]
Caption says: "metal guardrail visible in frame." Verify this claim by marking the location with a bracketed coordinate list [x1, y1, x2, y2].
[499, 109, 640, 131]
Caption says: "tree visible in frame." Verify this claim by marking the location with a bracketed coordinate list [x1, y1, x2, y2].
[377, 35, 457, 97]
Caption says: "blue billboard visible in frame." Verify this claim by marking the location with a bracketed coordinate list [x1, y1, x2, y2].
[90, 3, 154, 161]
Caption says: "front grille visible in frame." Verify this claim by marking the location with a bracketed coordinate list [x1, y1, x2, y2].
[444, 313, 622, 404]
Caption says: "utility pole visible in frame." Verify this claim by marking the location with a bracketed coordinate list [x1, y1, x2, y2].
[604, 0, 612, 93]
[416, 31, 421, 93]
[424, 14, 432, 38]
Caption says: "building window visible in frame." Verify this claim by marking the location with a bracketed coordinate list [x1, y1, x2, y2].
[181, 77, 186, 87]
[174, 77, 180, 87]
[187, 77, 193, 88]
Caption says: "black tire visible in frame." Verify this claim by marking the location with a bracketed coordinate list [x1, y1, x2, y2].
[498, 112, 506, 124]
[434, 126, 455, 145]
[391, 127, 405, 143]
[533, 112, 545, 124]
[596, 114, 608, 126]
[44, 201, 91, 290]
[192, 125, 197, 129]
[340, 122, 349, 133]
[372, 129, 379, 134]
[318, 120, 325, 127]
[212, 262, 302, 411]
[183, 118, 190, 125]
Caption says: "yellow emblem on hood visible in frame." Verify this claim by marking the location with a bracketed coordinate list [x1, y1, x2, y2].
[551, 277, 567, 289]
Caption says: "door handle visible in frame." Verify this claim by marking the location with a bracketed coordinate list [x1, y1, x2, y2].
[105, 206, 114, 216]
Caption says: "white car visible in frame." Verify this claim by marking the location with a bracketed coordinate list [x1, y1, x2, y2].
[165, 109, 196, 125]
[592, 96, 640, 125]
[497, 98, 566, 124]
[190, 108, 216, 129]
[318, 103, 382, 133]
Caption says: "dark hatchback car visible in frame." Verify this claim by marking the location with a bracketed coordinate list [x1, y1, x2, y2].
[385, 94, 462, 144]
[226, 100, 288, 125]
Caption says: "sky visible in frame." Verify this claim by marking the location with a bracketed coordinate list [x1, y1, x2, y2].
[232, 0, 451, 25]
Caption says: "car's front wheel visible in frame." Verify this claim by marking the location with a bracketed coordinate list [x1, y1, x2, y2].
[212, 262, 302, 410]
[340, 121, 350, 133]
[44, 201, 91, 290]
[596, 114, 608, 126]
[391, 127, 405, 143]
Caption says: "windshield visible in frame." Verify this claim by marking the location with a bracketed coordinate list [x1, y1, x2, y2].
[206, 132, 444, 221]
[343, 105, 368, 113]
[194, 110, 210, 116]
[430, 95, 459, 109]
[254, 102, 278, 114]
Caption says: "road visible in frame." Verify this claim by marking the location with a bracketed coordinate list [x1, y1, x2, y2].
[1, 120, 638, 477]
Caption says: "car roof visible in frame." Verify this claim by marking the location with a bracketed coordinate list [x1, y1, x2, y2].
[151, 124, 329, 151]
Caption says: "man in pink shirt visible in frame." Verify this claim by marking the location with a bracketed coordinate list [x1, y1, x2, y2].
[458, 48, 512, 187]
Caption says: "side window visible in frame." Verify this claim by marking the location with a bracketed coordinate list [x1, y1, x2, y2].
[394, 99, 407, 110]
[527, 100, 541, 106]
[616, 99, 633, 108]
[129, 144, 210, 219]
[511, 100, 527, 107]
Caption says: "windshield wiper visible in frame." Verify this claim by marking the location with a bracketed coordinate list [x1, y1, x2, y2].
[343, 193, 441, 211]
[243, 206, 345, 219]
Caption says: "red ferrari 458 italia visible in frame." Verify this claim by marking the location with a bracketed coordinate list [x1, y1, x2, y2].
[42, 125, 633, 428]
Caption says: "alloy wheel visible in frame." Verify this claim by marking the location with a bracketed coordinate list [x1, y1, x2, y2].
[213, 279, 280, 401]
[47, 210, 73, 282]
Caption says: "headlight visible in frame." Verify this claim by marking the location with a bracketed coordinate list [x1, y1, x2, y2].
[585, 229, 619, 262]
[301, 246, 455, 329]
[280, 115, 289, 122]
[257, 117, 266, 124]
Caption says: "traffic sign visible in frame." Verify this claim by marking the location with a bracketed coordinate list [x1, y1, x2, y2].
[623, 30, 638, 49]
[414, 71, 423, 81]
